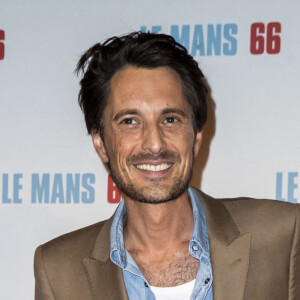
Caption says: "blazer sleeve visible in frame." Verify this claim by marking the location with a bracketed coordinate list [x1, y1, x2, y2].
[34, 245, 55, 300]
[289, 204, 300, 299]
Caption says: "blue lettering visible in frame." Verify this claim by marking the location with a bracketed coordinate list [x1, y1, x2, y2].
[191, 25, 205, 56]
[51, 174, 64, 203]
[140, 26, 147, 33]
[171, 25, 190, 52]
[66, 173, 80, 203]
[82, 173, 95, 204]
[207, 24, 222, 56]
[13, 174, 22, 203]
[31, 174, 50, 203]
[140, 23, 238, 56]
[32, 173, 95, 204]
[2, 174, 23, 203]
[151, 25, 161, 34]
[223, 23, 237, 55]
[2, 174, 11, 203]
[287, 172, 298, 203]
[275, 172, 285, 201]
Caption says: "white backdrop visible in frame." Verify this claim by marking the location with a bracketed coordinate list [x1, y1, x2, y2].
[1, 1, 300, 299]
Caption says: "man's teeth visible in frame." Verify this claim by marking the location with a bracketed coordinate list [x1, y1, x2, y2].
[136, 163, 171, 171]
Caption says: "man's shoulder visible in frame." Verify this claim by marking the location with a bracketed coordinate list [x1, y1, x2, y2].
[36, 218, 110, 262]
[217, 195, 299, 234]
[34, 217, 117, 299]
[197, 189, 299, 235]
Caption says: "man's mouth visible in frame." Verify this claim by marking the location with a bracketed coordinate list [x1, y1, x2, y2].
[135, 163, 172, 172]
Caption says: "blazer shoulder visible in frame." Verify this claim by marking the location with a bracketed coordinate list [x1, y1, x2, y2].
[196, 188, 298, 221]
[218, 196, 299, 237]
[36, 219, 109, 262]
[34, 219, 113, 299]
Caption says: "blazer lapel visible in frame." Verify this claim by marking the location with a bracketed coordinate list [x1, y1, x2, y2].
[195, 190, 251, 300]
[82, 215, 129, 300]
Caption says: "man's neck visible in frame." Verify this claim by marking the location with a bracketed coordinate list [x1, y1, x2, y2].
[122, 190, 200, 287]
[123, 190, 194, 253]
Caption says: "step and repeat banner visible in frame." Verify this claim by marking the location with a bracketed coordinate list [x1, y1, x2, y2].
[1, 1, 300, 299]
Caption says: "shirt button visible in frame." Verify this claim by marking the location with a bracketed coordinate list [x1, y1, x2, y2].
[204, 278, 210, 284]
[192, 245, 199, 251]
[144, 282, 149, 288]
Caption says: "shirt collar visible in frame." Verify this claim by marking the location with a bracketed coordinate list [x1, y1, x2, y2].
[110, 200, 127, 268]
[188, 187, 210, 257]
[110, 187, 210, 268]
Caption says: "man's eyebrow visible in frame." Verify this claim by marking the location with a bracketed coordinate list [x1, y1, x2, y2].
[161, 108, 188, 117]
[113, 109, 140, 121]
[113, 108, 188, 121]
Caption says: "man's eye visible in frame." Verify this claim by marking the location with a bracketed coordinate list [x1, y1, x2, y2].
[120, 118, 137, 125]
[164, 117, 178, 124]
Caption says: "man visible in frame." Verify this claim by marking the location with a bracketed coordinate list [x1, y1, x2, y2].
[34, 32, 300, 300]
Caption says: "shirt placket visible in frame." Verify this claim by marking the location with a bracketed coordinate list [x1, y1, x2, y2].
[190, 241, 213, 300]
[123, 252, 156, 300]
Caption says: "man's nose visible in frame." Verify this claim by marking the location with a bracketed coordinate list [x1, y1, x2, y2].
[142, 124, 166, 154]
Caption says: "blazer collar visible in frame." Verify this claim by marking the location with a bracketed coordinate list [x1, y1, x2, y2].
[195, 189, 251, 300]
[82, 213, 129, 300]
[90, 214, 114, 262]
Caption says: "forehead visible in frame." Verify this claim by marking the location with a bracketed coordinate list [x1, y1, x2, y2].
[107, 66, 191, 114]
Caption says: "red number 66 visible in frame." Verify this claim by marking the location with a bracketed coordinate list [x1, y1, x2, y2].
[250, 22, 281, 55]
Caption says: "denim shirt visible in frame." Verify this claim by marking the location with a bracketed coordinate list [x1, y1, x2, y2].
[110, 187, 213, 300]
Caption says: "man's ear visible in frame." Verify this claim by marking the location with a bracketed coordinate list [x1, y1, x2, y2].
[92, 132, 109, 163]
[193, 131, 202, 157]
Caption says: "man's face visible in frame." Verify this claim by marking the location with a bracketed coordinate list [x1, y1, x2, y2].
[93, 66, 202, 204]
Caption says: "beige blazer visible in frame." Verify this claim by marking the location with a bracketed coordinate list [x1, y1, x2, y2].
[34, 190, 300, 299]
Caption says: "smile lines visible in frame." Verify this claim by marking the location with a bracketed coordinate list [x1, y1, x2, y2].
[135, 163, 172, 172]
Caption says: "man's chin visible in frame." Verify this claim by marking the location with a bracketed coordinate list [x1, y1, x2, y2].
[121, 183, 189, 205]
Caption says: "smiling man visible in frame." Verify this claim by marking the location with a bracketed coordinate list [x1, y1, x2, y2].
[34, 32, 300, 300]
[93, 66, 201, 205]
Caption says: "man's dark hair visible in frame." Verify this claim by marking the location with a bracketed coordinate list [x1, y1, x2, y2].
[76, 31, 207, 140]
